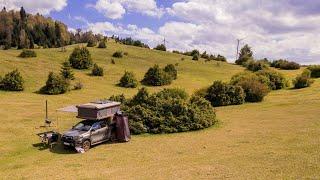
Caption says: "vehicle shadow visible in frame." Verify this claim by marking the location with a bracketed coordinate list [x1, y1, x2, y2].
[49, 143, 77, 154]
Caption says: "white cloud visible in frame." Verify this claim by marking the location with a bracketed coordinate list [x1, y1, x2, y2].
[0, 0, 67, 15]
[163, 0, 320, 64]
[91, 0, 164, 19]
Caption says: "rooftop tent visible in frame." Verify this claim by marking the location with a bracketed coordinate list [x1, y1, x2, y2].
[76, 100, 121, 120]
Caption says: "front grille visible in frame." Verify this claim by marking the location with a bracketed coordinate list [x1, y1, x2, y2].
[62, 136, 74, 143]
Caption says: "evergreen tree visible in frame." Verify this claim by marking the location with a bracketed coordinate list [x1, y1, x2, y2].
[235, 44, 253, 65]
[60, 61, 74, 80]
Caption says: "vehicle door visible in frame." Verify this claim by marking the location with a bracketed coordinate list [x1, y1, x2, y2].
[91, 121, 108, 143]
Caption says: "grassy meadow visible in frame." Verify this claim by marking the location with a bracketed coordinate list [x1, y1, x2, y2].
[0, 42, 319, 179]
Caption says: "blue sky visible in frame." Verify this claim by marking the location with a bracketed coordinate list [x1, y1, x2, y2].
[1, 0, 320, 64]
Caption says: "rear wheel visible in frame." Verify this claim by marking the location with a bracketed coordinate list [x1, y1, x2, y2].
[82, 140, 91, 152]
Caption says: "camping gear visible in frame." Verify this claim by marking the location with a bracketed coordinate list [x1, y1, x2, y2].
[113, 112, 131, 142]
[76, 100, 121, 120]
[37, 131, 60, 149]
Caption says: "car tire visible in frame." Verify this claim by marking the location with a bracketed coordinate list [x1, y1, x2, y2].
[82, 140, 91, 152]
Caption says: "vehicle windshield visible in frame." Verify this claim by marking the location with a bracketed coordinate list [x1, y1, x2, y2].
[73, 120, 95, 131]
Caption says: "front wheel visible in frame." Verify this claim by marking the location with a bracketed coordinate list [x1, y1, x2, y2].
[82, 140, 91, 152]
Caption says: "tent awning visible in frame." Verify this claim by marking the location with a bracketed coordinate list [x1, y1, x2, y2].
[56, 105, 78, 113]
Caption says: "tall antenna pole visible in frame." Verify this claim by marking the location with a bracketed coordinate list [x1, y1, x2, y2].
[235, 37, 246, 61]
[46, 100, 48, 120]
[163, 38, 166, 46]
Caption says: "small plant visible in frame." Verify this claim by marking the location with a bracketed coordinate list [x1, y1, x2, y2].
[91, 63, 104, 76]
[87, 39, 97, 47]
[204, 81, 245, 107]
[40, 72, 69, 95]
[69, 47, 93, 69]
[60, 61, 74, 80]
[142, 65, 173, 86]
[181, 57, 185, 61]
[74, 81, 83, 90]
[111, 59, 115, 64]
[112, 51, 123, 58]
[293, 69, 314, 89]
[124, 52, 129, 56]
[18, 49, 37, 58]
[97, 41, 106, 48]
[1, 69, 24, 91]
[164, 64, 178, 80]
[307, 65, 320, 78]
[119, 71, 138, 88]
[192, 54, 199, 61]
[154, 44, 166, 51]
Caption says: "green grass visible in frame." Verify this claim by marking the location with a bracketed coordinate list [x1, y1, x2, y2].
[0, 42, 319, 179]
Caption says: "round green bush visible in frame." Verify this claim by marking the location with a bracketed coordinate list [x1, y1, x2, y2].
[293, 69, 314, 89]
[40, 72, 69, 95]
[116, 88, 217, 134]
[205, 81, 245, 107]
[236, 77, 270, 102]
[192, 54, 199, 61]
[18, 49, 37, 58]
[1, 69, 24, 91]
[255, 70, 287, 90]
[164, 64, 177, 80]
[87, 39, 97, 47]
[69, 47, 93, 69]
[119, 71, 138, 88]
[154, 44, 166, 51]
[112, 51, 123, 58]
[98, 41, 106, 48]
[307, 65, 320, 78]
[246, 60, 269, 72]
[91, 64, 104, 76]
[142, 65, 173, 86]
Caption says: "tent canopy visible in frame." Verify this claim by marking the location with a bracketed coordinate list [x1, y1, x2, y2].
[56, 105, 78, 113]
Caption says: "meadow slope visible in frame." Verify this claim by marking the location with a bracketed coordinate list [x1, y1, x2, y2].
[0, 42, 319, 179]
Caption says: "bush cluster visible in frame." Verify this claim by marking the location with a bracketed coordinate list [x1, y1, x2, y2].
[293, 69, 314, 89]
[307, 65, 320, 78]
[119, 71, 138, 88]
[19, 49, 37, 58]
[204, 81, 245, 106]
[69, 47, 93, 69]
[164, 64, 177, 80]
[142, 64, 177, 86]
[91, 64, 104, 76]
[0, 69, 24, 91]
[98, 41, 106, 48]
[112, 51, 123, 58]
[87, 39, 97, 47]
[40, 72, 69, 95]
[271, 59, 300, 70]
[154, 44, 166, 51]
[111, 88, 217, 134]
[255, 70, 287, 90]
[246, 60, 269, 72]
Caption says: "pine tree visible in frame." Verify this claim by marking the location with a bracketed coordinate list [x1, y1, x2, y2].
[60, 61, 74, 80]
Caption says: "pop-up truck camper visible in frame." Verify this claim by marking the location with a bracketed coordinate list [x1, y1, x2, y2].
[37, 100, 130, 153]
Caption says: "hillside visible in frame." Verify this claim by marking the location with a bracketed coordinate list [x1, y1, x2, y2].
[0, 42, 320, 179]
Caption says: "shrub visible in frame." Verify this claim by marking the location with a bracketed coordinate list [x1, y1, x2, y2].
[119, 71, 138, 88]
[192, 54, 199, 61]
[154, 44, 166, 51]
[124, 52, 128, 56]
[164, 64, 178, 80]
[111, 59, 115, 64]
[91, 63, 104, 76]
[142, 65, 173, 86]
[230, 72, 270, 88]
[87, 39, 97, 47]
[69, 47, 93, 69]
[18, 49, 37, 58]
[60, 61, 74, 80]
[246, 60, 269, 72]
[307, 65, 320, 78]
[235, 44, 253, 65]
[112, 51, 123, 58]
[73, 81, 83, 90]
[97, 41, 106, 48]
[204, 81, 245, 107]
[109, 94, 127, 104]
[235, 77, 270, 102]
[40, 72, 69, 95]
[256, 70, 287, 90]
[1, 69, 24, 91]
[271, 59, 300, 70]
[116, 88, 217, 134]
[293, 69, 314, 89]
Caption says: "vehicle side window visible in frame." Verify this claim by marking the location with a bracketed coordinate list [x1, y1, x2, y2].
[92, 122, 101, 130]
[100, 121, 107, 128]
